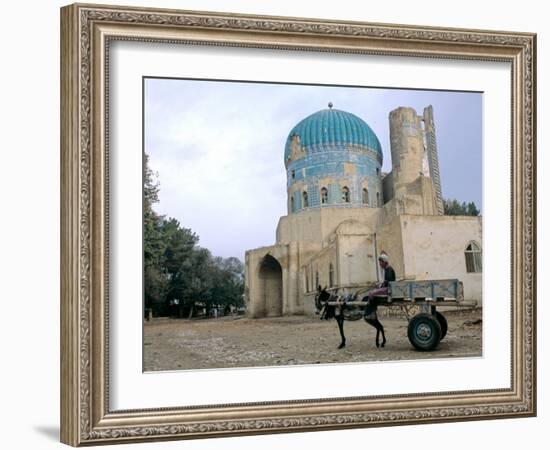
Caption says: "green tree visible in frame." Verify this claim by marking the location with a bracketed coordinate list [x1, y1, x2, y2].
[209, 257, 245, 314]
[162, 218, 198, 277]
[466, 201, 480, 216]
[168, 245, 211, 316]
[143, 154, 169, 316]
[443, 198, 480, 216]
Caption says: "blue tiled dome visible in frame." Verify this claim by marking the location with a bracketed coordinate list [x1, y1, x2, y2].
[284, 106, 382, 161]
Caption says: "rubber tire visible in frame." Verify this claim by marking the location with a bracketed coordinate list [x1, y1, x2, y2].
[434, 311, 448, 340]
[408, 313, 442, 351]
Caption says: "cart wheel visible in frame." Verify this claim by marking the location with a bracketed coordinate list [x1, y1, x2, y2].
[434, 311, 448, 340]
[408, 313, 442, 351]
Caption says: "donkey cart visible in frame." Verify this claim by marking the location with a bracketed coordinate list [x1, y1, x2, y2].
[317, 279, 475, 351]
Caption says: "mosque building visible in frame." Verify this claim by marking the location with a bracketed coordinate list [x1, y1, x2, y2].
[244, 103, 482, 317]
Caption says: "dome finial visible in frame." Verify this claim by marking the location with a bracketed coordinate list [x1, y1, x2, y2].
[328, 102, 333, 109]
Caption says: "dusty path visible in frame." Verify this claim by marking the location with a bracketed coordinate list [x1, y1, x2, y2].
[144, 309, 482, 371]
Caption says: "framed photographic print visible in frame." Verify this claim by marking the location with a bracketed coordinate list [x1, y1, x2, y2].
[60, 3, 536, 446]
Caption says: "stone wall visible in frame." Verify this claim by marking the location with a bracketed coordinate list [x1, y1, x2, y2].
[398, 214, 483, 304]
[276, 207, 384, 246]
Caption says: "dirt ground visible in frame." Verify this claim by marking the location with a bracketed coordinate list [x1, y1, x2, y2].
[144, 308, 482, 371]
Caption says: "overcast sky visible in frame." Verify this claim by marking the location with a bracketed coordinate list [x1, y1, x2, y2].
[144, 78, 482, 260]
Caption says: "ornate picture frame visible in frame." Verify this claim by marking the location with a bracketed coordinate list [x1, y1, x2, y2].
[60, 3, 536, 446]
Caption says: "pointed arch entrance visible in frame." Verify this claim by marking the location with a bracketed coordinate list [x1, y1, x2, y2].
[258, 254, 283, 316]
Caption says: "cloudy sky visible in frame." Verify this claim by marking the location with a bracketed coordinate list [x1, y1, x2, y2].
[144, 78, 482, 260]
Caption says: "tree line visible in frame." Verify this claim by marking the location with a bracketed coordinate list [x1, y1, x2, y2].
[443, 198, 480, 216]
[144, 154, 244, 318]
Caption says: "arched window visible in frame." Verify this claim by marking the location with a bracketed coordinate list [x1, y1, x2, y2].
[376, 191, 381, 207]
[465, 241, 482, 273]
[321, 187, 328, 204]
[342, 186, 350, 203]
[302, 190, 309, 208]
[305, 272, 309, 293]
[315, 271, 319, 289]
[290, 196, 295, 212]
[362, 188, 369, 205]
[329, 263, 334, 287]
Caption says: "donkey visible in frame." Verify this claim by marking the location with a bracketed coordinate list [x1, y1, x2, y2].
[315, 286, 386, 349]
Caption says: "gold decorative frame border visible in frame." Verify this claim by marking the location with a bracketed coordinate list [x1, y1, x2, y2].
[60, 3, 536, 446]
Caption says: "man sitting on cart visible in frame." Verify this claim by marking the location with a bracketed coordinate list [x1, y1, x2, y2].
[364, 253, 396, 304]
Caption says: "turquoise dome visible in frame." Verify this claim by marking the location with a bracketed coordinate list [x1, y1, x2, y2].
[284, 107, 382, 161]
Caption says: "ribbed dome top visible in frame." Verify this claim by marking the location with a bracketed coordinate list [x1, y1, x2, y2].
[284, 107, 382, 161]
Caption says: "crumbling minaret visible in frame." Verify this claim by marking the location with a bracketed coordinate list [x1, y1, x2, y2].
[386, 105, 444, 216]
[389, 107, 425, 191]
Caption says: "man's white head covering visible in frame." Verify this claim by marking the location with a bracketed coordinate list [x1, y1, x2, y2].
[378, 253, 389, 263]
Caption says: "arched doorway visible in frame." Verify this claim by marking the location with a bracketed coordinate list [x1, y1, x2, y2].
[259, 254, 283, 316]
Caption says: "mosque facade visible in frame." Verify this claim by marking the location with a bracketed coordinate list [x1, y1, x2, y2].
[244, 104, 482, 317]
